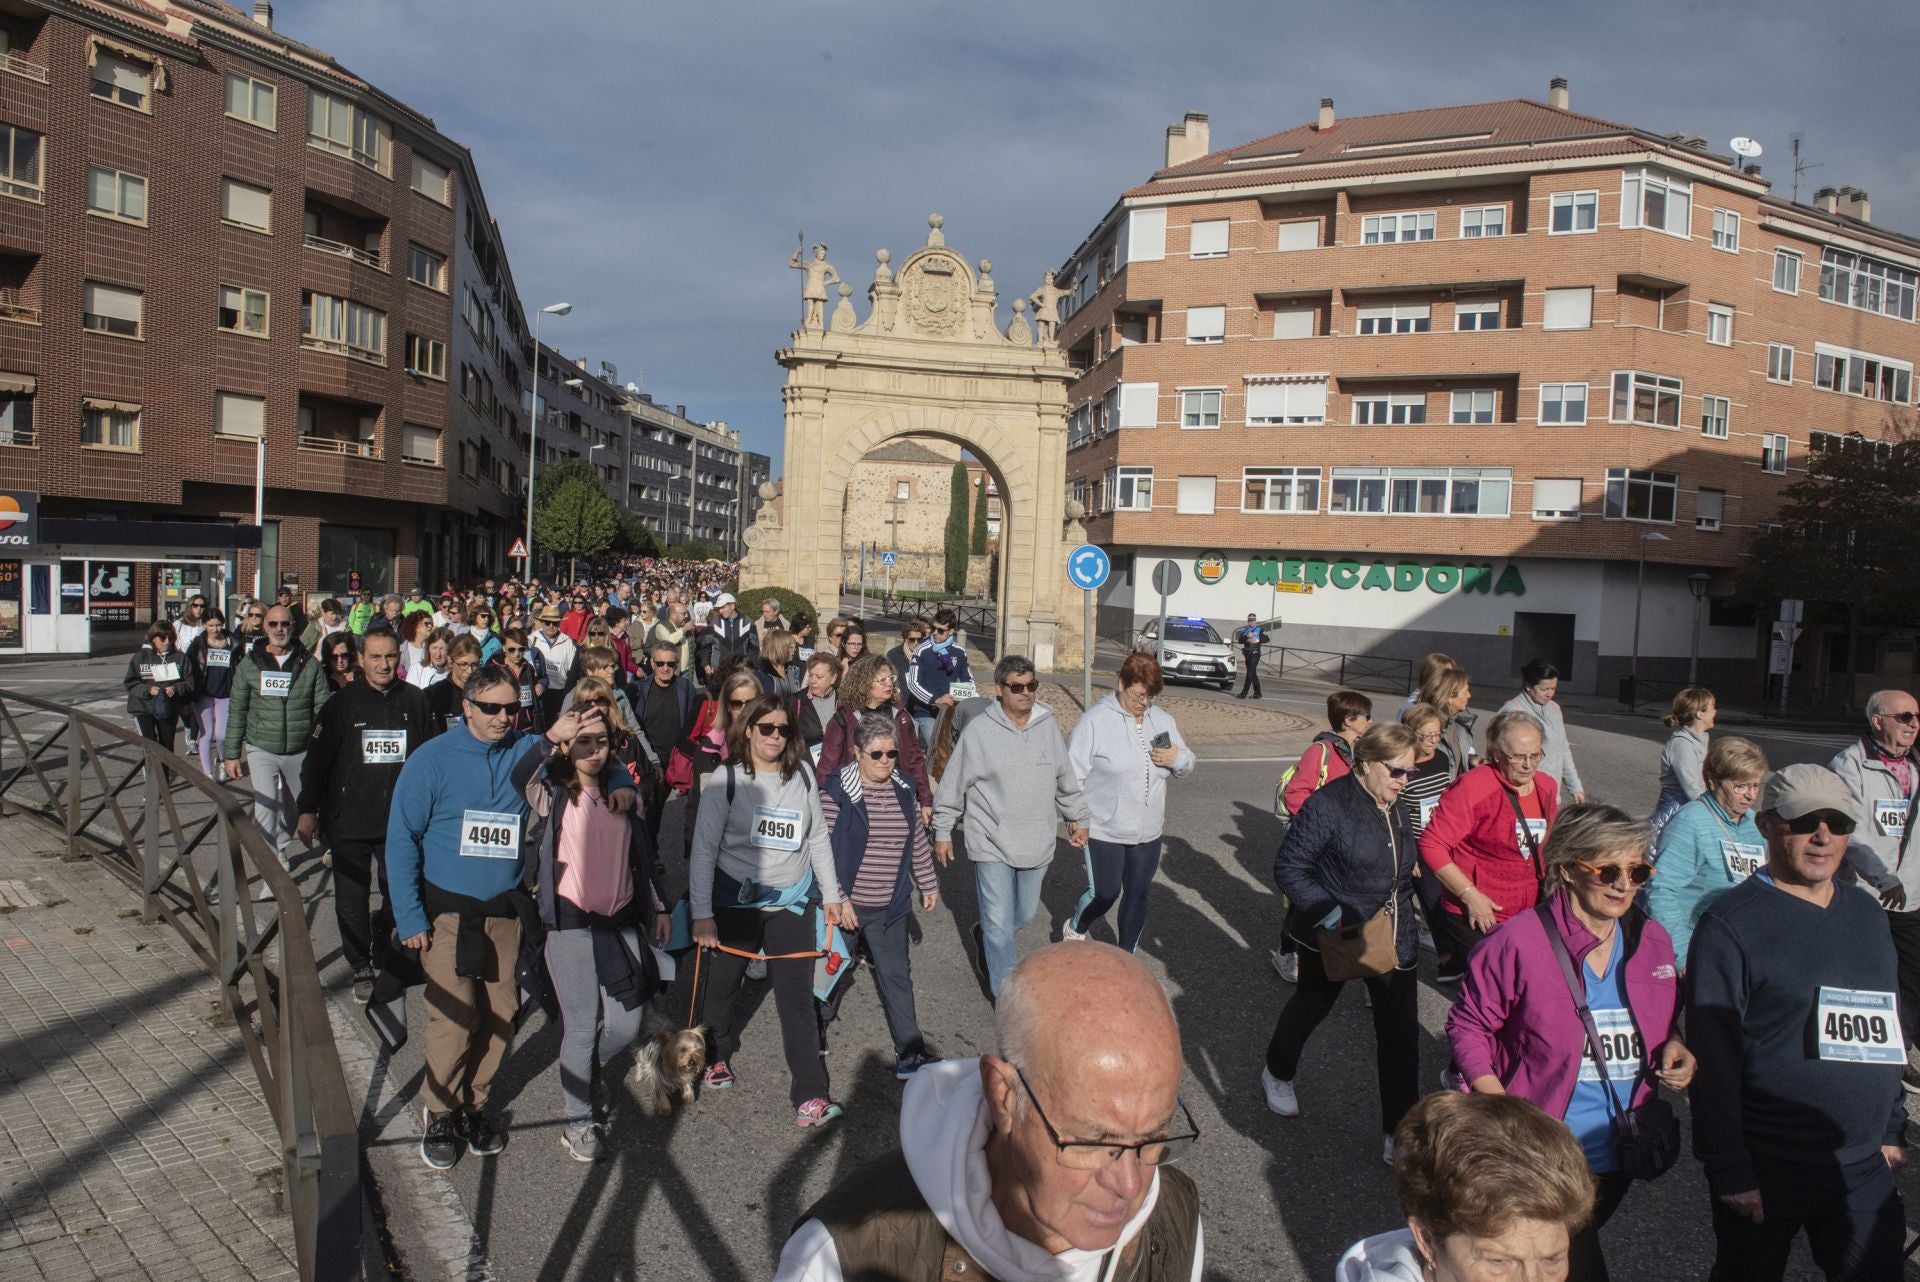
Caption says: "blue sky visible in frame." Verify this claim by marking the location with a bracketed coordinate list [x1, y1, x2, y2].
[287, 0, 1920, 474]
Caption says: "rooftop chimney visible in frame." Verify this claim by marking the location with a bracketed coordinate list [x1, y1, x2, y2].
[1548, 77, 1569, 110]
[675, 405, 687, 419]
[1814, 186, 1840, 215]
[1163, 111, 1210, 168]
[1838, 186, 1872, 223]
[252, 1, 272, 29]
[1317, 97, 1335, 131]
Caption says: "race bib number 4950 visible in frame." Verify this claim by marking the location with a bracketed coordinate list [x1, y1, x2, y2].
[459, 810, 522, 860]
[751, 805, 802, 852]
[1816, 986, 1902, 1063]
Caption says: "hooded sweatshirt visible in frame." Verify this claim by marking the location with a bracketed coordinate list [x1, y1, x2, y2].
[774, 1058, 1204, 1282]
[933, 701, 1089, 869]
[1067, 693, 1196, 845]
[1334, 1230, 1424, 1281]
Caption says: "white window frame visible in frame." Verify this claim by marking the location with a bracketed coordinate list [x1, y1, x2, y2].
[1603, 467, 1679, 523]
[1454, 299, 1502, 332]
[1766, 342, 1795, 384]
[1621, 167, 1692, 238]
[1459, 206, 1506, 238]
[81, 399, 140, 450]
[1773, 249, 1801, 295]
[1357, 303, 1431, 335]
[1711, 208, 1740, 253]
[1531, 478, 1583, 522]
[1175, 475, 1216, 515]
[82, 281, 141, 339]
[224, 72, 276, 129]
[301, 291, 386, 365]
[0, 123, 43, 203]
[1179, 388, 1222, 429]
[1696, 488, 1725, 532]
[407, 244, 447, 292]
[1245, 377, 1328, 426]
[411, 155, 451, 205]
[1187, 218, 1229, 259]
[307, 88, 391, 175]
[1354, 392, 1427, 425]
[1706, 304, 1734, 346]
[218, 177, 270, 232]
[1242, 466, 1321, 514]
[1184, 305, 1225, 344]
[1360, 211, 1436, 244]
[1610, 369, 1684, 428]
[1542, 287, 1593, 331]
[214, 390, 265, 440]
[1114, 466, 1153, 511]
[1817, 247, 1918, 322]
[1117, 382, 1157, 429]
[218, 284, 268, 338]
[1549, 190, 1599, 234]
[1539, 382, 1588, 425]
[1812, 343, 1914, 404]
[1449, 389, 1497, 424]
[86, 165, 146, 225]
[1700, 394, 1730, 439]
[1347, 466, 1514, 517]
[1760, 433, 1788, 475]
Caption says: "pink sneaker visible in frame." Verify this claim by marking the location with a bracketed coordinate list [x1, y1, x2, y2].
[795, 1097, 844, 1128]
[702, 1060, 734, 1090]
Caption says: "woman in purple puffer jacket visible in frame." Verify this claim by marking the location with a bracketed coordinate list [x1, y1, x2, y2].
[1446, 803, 1697, 1282]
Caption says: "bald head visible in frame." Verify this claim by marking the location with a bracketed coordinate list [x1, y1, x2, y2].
[997, 943, 1180, 1094]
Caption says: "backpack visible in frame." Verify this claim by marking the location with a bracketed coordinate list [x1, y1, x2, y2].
[664, 696, 722, 794]
[1274, 733, 1345, 821]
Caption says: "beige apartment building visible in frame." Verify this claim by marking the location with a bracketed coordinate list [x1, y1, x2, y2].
[1056, 81, 1918, 696]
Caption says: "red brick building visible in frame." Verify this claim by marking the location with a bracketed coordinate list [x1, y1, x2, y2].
[0, 0, 530, 650]
[1056, 82, 1918, 698]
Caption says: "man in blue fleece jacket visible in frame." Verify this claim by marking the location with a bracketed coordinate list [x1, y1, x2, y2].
[386, 666, 634, 1169]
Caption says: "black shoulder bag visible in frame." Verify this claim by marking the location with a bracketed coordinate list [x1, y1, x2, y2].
[1535, 903, 1680, 1182]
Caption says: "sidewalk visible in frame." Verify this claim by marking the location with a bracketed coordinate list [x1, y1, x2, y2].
[0, 816, 298, 1282]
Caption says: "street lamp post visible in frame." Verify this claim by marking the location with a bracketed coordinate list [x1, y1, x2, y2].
[1628, 529, 1671, 705]
[1687, 571, 1713, 684]
[524, 301, 573, 581]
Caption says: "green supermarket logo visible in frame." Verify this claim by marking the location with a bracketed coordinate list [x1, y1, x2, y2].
[1193, 551, 1228, 585]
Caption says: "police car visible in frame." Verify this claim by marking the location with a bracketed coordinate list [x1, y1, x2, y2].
[1135, 617, 1237, 690]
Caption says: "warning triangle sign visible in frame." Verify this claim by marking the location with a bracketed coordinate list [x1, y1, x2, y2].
[508, 537, 529, 560]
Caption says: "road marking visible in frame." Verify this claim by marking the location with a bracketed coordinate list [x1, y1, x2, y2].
[1193, 756, 1300, 765]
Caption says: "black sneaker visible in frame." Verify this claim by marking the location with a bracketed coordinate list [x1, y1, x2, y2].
[351, 968, 375, 1004]
[1434, 962, 1466, 986]
[969, 923, 989, 982]
[460, 1109, 506, 1156]
[420, 1107, 461, 1170]
[895, 1052, 941, 1081]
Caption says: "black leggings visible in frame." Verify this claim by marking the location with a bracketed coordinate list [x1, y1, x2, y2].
[1070, 839, 1162, 952]
[134, 713, 178, 753]
[1265, 944, 1420, 1136]
[692, 907, 829, 1107]
[1567, 1170, 1632, 1282]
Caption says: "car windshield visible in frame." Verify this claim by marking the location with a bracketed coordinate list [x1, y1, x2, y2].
[1162, 621, 1223, 645]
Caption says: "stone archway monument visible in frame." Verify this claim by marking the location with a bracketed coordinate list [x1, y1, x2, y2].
[741, 215, 1082, 670]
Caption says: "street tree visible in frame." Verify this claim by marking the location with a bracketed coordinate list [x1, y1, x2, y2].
[535, 475, 618, 584]
[970, 474, 989, 556]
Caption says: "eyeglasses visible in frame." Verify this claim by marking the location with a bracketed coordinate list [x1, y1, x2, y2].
[727, 697, 752, 710]
[265, 621, 292, 630]
[1880, 711, 1920, 725]
[1002, 679, 1038, 693]
[863, 749, 899, 761]
[931, 626, 953, 637]
[1502, 752, 1546, 766]
[581, 698, 611, 711]
[906, 634, 925, 644]
[1013, 1068, 1198, 1169]
[1571, 860, 1654, 889]
[753, 721, 793, 738]
[451, 659, 480, 673]
[1416, 731, 1443, 745]
[1783, 811, 1857, 836]
[466, 697, 515, 717]
[503, 645, 524, 655]
[1382, 764, 1418, 781]
[651, 659, 678, 669]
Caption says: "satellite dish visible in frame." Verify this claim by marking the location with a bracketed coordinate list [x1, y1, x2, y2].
[624, 382, 641, 395]
[1730, 137, 1763, 159]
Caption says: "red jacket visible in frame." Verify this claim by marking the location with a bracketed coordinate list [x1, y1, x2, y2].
[1282, 733, 1352, 815]
[559, 607, 593, 644]
[1418, 763, 1559, 924]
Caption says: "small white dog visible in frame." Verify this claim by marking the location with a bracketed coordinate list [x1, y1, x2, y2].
[631, 1023, 707, 1117]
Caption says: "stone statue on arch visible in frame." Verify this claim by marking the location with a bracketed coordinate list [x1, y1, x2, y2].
[790, 240, 841, 330]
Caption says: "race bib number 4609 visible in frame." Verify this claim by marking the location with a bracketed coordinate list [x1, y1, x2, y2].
[459, 810, 522, 860]
[1816, 986, 1902, 1063]
[751, 805, 802, 852]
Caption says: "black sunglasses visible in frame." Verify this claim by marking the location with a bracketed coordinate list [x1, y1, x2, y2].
[466, 697, 515, 717]
[1783, 811, 1857, 836]
[1382, 764, 1418, 781]
[753, 722, 792, 737]
[1002, 679, 1038, 693]
[1881, 711, 1920, 725]
[863, 749, 899, 761]
[727, 697, 752, 709]
[651, 659, 677, 668]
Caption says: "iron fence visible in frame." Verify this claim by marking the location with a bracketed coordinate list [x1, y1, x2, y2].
[0, 689, 360, 1282]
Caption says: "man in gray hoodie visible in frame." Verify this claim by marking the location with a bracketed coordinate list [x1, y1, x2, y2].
[933, 654, 1089, 997]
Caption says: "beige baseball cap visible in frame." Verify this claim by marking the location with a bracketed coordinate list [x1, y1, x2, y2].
[1760, 763, 1857, 821]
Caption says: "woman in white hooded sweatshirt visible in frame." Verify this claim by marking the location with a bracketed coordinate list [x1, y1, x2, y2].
[1063, 654, 1196, 953]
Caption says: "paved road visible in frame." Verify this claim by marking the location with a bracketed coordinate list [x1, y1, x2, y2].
[5, 656, 1910, 1280]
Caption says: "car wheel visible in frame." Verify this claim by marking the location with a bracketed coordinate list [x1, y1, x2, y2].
[1213, 680, 1232, 691]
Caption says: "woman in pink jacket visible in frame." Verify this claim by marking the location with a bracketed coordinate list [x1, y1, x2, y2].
[1446, 803, 1697, 1282]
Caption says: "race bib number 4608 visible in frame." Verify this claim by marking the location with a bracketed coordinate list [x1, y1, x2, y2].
[1816, 986, 1902, 1063]
[1576, 1008, 1643, 1083]
[459, 810, 522, 860]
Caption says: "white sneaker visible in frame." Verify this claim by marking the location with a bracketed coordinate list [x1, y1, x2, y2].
[745, 958, 768, 981]
[1270, 949, 1298, 983]
[1060, 920, 1088, 942]
[1260, 1067, 1299, 1117]
[1382, 1135, 1395, 1166]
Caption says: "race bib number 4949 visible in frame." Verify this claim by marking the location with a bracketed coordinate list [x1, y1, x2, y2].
[1816, 987, 1902, 1063]
[459, 810, 522, 860]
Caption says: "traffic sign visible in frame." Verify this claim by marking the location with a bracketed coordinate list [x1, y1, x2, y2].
[1768, 638, 1794, 676]
[508, 536, 529, 560]
[880, 550, 898, 568]
[1150, 559, 1182, 596]
[1067, 544, 1110, 591]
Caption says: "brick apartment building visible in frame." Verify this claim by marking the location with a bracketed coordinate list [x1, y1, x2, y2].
[1056, 81, 1919, 696]
[0, 0, 534, 653]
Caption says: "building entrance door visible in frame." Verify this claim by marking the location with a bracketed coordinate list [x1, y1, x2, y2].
[1512, 611, 1577, 686]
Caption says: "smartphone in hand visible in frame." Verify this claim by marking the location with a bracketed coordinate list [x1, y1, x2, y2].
[1151, 731, 1172, 750]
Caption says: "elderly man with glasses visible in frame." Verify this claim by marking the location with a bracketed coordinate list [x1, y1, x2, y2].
[222, 605, 331, 888]
[776, 942, 1203, 1281]
[1831, 689, 1920, 1085]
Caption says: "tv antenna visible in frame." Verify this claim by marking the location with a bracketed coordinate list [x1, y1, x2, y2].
[1790, 133, 1822, 205]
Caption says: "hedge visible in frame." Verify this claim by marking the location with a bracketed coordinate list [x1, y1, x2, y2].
[733, 585, 825, 628]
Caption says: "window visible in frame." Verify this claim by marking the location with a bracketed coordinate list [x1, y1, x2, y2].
[1711, 209, 1740, 252]
[214, 391, 264, 439]
[402, 423, 441, 466]
[1066, 402, 1091, 448]
[1550, 190, 1599, 234]
[1245, 377, 1328, 425]
[1460, 206, 1506, 238]
[1810, 431, 1894, 471]
[1696, 488, 1725, 532]
[301, 291, 386, 364]
[1450, 389, 1496, 424]
[86, 166, 145, 223]
[1760, 434, 1788, 474]
[1117, 382, 1158, 428]
[1818, 247, 1917, 322]
[411, 155, 450, 204]
[1271, 307, 1315, 339]
[1542, 287, 1593, 331]
[1276, 220, 1318, 251]
[1773, 249, 1802, 295]
[82, 398, 139, 449]
[1357, 303, 1431, 335]
[1354, 393, 1426, 425]
[0, 391, 33, 446]
[89, 49, 149, 110]
[1114, 466, 1153, 510]
[1611, 370, 1683, 427]
[407, 244, 446, 290]
[1175, 476, 1216, 515]
[1539, 382, 1588, 425]
[1700, 394, 1730, 439]
[224, 72, 275, 128]
[0, 123, 42, 202]
[1180, 388, 1221, 429]
[1329, 467, 1387, 513]
[1334, 466, 1511, 516]
[404, 333, 445, 379]
[307, 89, 391, 174]
[1603, 468, 1678, 522]
[1706, 304, 1733, 346]
[1188, 219, 1229, 258]
[1455, 299, 1501, 331]
[1767, 342, 1795, 384]
[1532, 478, 1583, 521]
[1813, 344, 1913, 404]
[1621, 168, 1692, 237]
[219, 285, 268, 337]
[82, 282, 141, 338]
[1243, 466, 1321, 513]
[1361, 212, 1435, 243]
[218, 177, 270, 231]
[1184, 305, 1225, 343]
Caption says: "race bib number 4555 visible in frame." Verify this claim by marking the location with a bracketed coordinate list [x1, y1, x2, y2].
[459, 810, 522, 860]
[1816, 987, 1902, 1063]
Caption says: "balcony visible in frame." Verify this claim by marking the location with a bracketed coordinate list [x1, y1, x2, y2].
[299, 333, 385, 366]
[298, 393, 381, 461]
[3, 52, 46, 83]
[303, 192, 386, 272]
[303, 232, 381, 270]
[0, 299, 38, 326]
[298, 433, 380, 460]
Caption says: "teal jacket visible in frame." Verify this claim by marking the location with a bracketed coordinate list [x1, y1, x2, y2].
[1647, 792, 1763, 964]
[222, 638, 329, 759]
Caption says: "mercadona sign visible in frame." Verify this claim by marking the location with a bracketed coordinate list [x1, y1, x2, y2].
[1234, 554, 1526, 596]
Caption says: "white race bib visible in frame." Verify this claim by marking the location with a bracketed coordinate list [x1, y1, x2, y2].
[1816, 987, 1902, 1063]
[1515, 817, 1547, 845]
[949, 681, 977, 702]
[518, 685, 533, 708]
[1576, 1007, 1643, 1083]
[1874, 798, 1908, 838]
[1720, 839, 1764, 880]
[459, 809, 522, 860]
[751, 805, 803, 852]
[1418, 796, 1439, 829]
[361, 729, 407, 765]
[150, 661, 180, 683]
[809, 742, 823, 765]
[205, 648, 232, 669]
[260, 671, 292, 698]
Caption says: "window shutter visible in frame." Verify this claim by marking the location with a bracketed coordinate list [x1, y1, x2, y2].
[1542, 287, 1593, 330]
[1696, 489, 1724, 525]
[1126, 208, 1166, 263]
[404, 424, 439, 461]
[1245, 383, 1286, 421]
[84, 283, 141, 323]
[221, 179, 271, 229]
[215, 392, 264, 439]
[1117, 383, 1158, 428]
[1532, 478, 1582, 514]
[1189, 219, 1229, 256]
[1290, 380, 1328, 421]
[1276, 221, 1318, 251]
[1271, 308, 1314, 339]
[1175, 476, 1216, 515]
[1186, 306, 1225, 341]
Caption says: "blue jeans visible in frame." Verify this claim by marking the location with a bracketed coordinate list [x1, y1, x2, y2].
[913, 713, 939, 753]
[974, 860, 1048, 997]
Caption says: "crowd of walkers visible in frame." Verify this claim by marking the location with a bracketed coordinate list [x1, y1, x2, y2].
[114, 574, 1920, 1279]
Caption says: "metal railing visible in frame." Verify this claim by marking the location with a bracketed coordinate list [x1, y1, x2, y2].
[3, 52, 48, 83]
[0, 690, 360, 1282]
[853, 587, 997, 637]
[302, 233, 382, 271]
[298, 433, 381, 460]
[1254, 645, 1413, 695]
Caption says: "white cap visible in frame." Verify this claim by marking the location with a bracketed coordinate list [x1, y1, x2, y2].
[714, 592, 736, 607]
